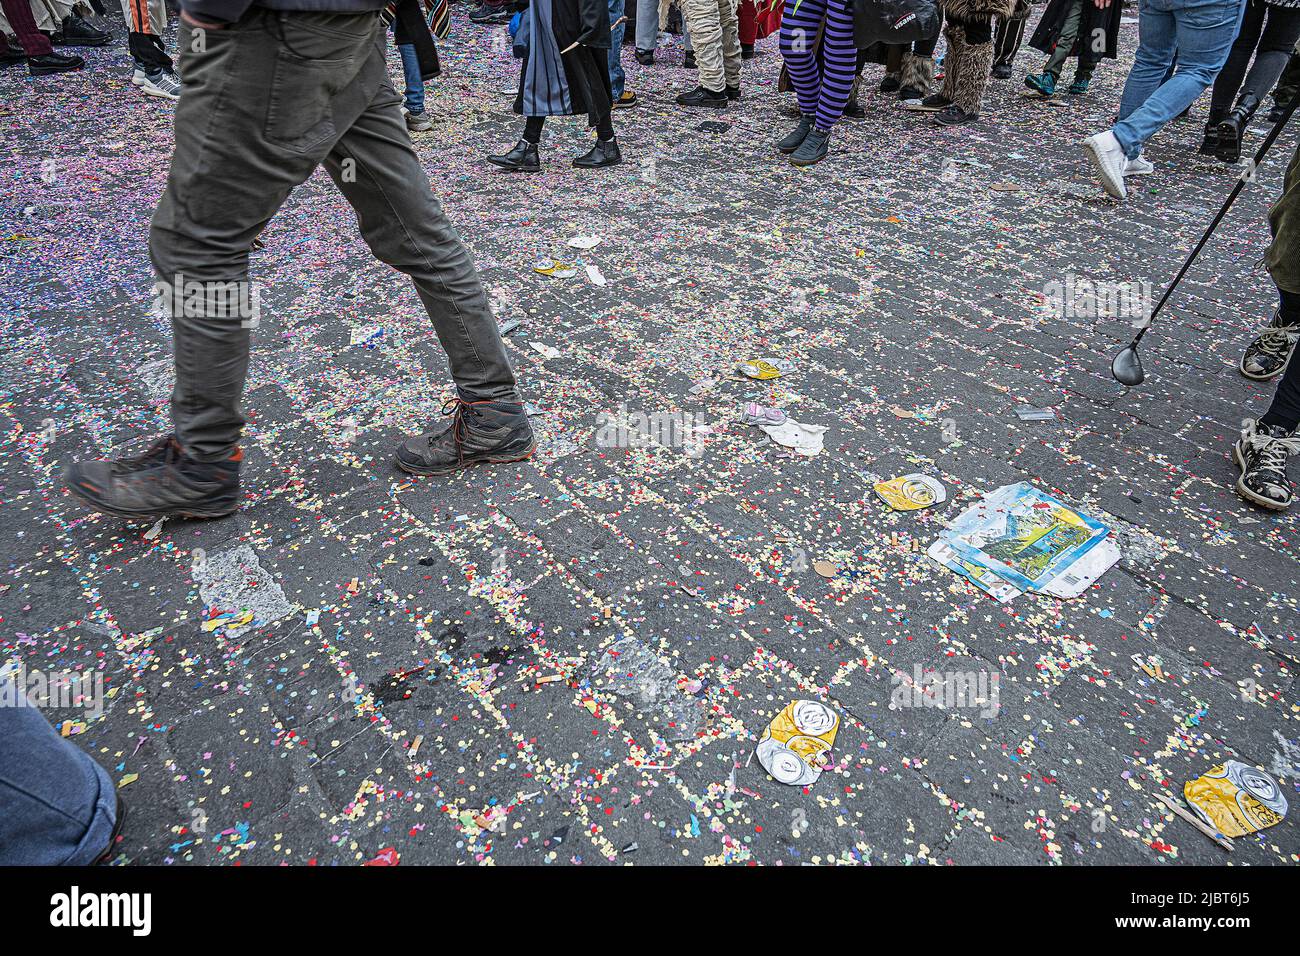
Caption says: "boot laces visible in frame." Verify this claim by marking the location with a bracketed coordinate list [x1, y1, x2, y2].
[432, 397, 474, 464]
[114, 435, 182, 477]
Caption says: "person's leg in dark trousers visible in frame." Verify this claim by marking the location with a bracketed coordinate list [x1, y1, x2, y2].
[65, 12, 531, 518]
[1215, 3, 1300, 159]
[1235, 141, 1300, 509]
[992, 12, 1026, 74]
[1270, 45, 1300, 118]
[0, 696, 120, 865]
[1209, 0, 1268, 119]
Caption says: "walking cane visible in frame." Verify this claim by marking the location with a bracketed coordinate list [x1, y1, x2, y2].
[559, 15, 628, 54]
[1110, 97, 1300, 386]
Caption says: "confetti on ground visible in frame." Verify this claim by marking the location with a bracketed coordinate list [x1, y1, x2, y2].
[0, 7, 1297, 868]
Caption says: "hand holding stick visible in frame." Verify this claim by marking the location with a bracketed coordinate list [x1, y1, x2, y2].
[559, 15, 627, 53]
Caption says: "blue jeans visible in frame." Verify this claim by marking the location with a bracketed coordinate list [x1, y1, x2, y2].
[0, 696, 117, 865]
[398, 41, 426, 114]
[609, 0, 627, 99]
[1112, 0, 1247, 158]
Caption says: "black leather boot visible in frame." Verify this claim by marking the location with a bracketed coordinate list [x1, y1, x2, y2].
[573, 137, 622, 168]
[1216, 92, 1261, 164]
[487, 139, 541, 172]
[1198, 109, 1225, 156]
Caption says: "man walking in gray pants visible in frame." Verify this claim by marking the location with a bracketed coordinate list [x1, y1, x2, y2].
[65, 2, 536, 521]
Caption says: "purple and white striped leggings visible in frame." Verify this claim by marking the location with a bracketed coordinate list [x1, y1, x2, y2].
[779, 0, 858, 132]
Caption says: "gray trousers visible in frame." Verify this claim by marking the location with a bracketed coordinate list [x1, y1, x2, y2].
[151, 10, 518, 462]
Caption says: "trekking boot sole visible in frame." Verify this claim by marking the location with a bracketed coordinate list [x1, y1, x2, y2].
[66, 483, 239, 521]
[1233, 443, 1291, 510]
[394, 442, 537, 477]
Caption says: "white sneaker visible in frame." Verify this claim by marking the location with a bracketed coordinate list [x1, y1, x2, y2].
[135, 68, 181, 100]
[1125, 153, 1155, 176]
[1083, 130, 1128, 200]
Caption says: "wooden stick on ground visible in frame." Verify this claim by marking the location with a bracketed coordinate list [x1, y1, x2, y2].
[1155, 794, 1234, 852]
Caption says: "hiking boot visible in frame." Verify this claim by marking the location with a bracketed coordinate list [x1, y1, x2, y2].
[935, 104, 978, 126]
[1233, 418, 1300, 510]
[469, 2, 509, 22]
[676, 84, 727, 108]
[634, 48, 654, 65]
[487, 138, 541, 172]
[1024, 72, 1056, 97]
[64, 435, 242, 520]
[1239, 309, 1300, 380]
[789, 127, 829, 166]
[1067, 74, 1091, 95]
[573, 137, 621, 168]
[394, 398, 537, 476]
[775, 114, 813, 153]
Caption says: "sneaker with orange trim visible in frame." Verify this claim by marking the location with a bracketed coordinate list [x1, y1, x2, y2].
[64, 435, 242, 520]
[394, 397, 536, 476]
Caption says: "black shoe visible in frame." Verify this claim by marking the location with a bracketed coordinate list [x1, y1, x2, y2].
[879, 72, 901, 93]
[683, 51, 697, 70]
[487, 138, 541, 172]
[469, 2, 509, 22]
[53, 14, 112, 46]
[775, 114, 813, 153]
[65, 435, 242, 520]
[1, 49, 27, 66]
[789, 127, 829, 166]
[634, 48, 654, 66]
[1239, 309, 1299, 381]
[842, 99, 866, 119]
[1234, 419, 1299, 510]
[904, 92, 952, 112]
[28, 51, 84, 75]
[676, 84, 727, 108]
[741, 43, 755, 59]
[935, 104, 978, 126]
[1216, 93, 1261, 164]
[574, 137, 622, 168]
[1268, 101, 1290, 124]
[992, 63, 1012, 80]
[725, 84, 740, 101]
[1198, 127, 1221, 156]
[394, 398, 537, 476]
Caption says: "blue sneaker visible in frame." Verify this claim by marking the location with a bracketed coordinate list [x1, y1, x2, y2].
[1024, 72, 1056, 97]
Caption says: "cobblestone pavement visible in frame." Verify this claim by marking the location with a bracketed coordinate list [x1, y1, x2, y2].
[1, 6, 1298, 865]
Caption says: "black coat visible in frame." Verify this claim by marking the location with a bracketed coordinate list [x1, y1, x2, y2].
[513, 0, 612, 124]
[1029, 0, 1121, 62]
